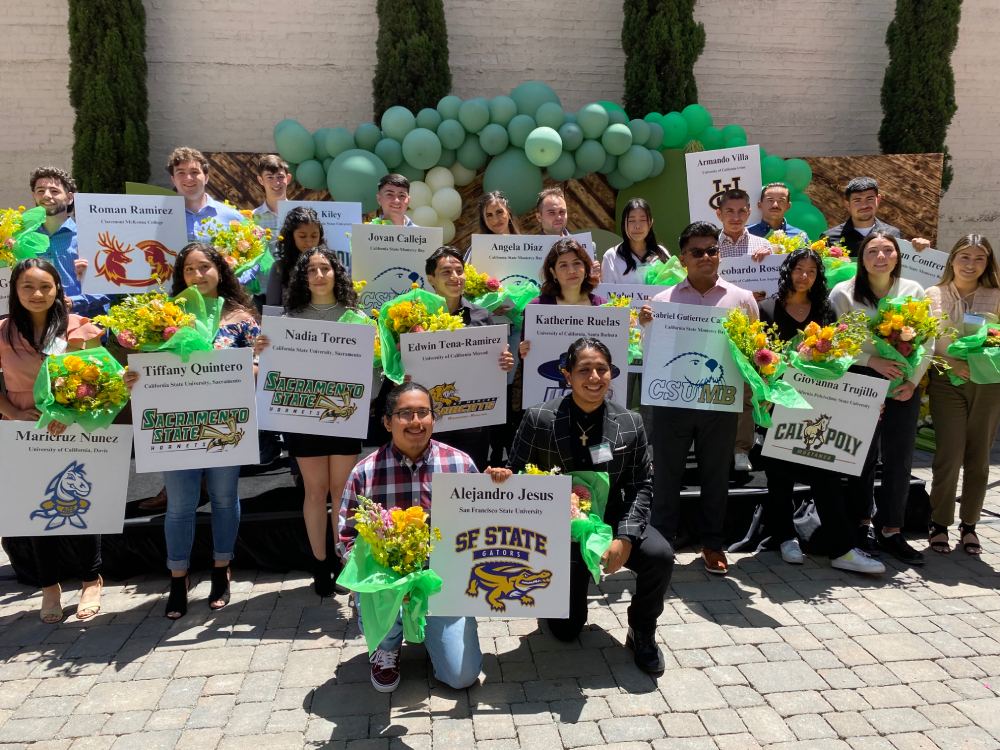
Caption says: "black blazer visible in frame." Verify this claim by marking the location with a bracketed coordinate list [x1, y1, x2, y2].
[821, 217, 901, 258]
[507, 396, 652, 541]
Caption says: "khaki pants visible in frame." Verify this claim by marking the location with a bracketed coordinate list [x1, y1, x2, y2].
[927, 370, 1000, 526]
[735, 386, 755, 455]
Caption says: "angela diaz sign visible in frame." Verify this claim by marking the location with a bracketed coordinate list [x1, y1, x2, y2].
[129, 348, 260, 472]
[255, 316, 376, 438]
[429, 473, 570, 619]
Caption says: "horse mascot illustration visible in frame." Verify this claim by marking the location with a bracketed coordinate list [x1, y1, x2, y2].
[30, 461, 93, 530]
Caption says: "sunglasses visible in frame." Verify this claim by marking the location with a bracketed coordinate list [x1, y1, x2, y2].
[685, 246, 720, 259]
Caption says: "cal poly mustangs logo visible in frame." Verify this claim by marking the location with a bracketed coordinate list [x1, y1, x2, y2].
[31, 461, 92, 530]
[429, 382, 497, 418]
[140, 408, 249, 453]
[263, 372, 364, 423]
[454, 523, 552, 613]
[646, 351, 737, 406]
[772, 413, 865, 465]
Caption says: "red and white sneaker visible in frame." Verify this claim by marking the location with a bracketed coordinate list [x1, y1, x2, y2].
[370, 648, 400, 692]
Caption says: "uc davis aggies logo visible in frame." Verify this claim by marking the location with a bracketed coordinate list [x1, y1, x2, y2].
[708, 176, 743, 211]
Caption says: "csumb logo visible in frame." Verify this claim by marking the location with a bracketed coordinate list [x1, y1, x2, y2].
[429, 382, 497, 418]
[537, 354, 621, 401]
[31, 461, 92, 530]
[500, 274, 536, 287]
[708, 176, 744, 211]
[361, 267, 424, 309]
[454, 526, 553, 613]
[772, 413, 864, 465]
[646, 351, 737, 406]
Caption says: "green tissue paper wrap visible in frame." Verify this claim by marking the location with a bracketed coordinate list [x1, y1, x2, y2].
[786, 333, 856, 381]
[376, 288, 450, 384]
[946, 325, 1000, 385]
[33, 347, 128, 433]
[339, 308, 382, 369]
[1, 206, 50, 266]
[567, 471, 614, 583]
[822, 257, 856, 287]
[643, 256, 687, 286]
[725, 341, 811, 427]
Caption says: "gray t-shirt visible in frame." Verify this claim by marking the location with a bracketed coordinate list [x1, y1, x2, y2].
[284, 302, 383, 393]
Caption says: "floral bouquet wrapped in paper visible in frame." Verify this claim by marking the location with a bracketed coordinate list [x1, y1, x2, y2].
[0, 206, 49, 268]
[808, 237, 856, 287]
[869, 296, 947, 391]
[765, 230, 808, 255]
[337, 496, 443, 655]
[375, 287, 464, 384]
[787, 310, 868, 380]
[198, 207, 274, 294]
[33, 349, 129, 432]
[642, 255, 687, 286]
[723, 310, 811, 427]
[602, 294, 643, 364]
[463, 263, 506, 308]
[947, 325, 1000, 385]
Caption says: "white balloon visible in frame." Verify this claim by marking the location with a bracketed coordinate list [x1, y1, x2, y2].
[408, 181, 433, 209]
[425, 166, 456, 193]
[449, 161, 477, 187]
[440, 219, 456, 245]
[412, 205, 440, 227]
[431, 187, 463, 222]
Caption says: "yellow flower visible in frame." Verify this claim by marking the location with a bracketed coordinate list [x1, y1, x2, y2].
[817, 326, 835, 340]
[760, 364, 776, 376]
[832, 349, 844, 358]
[890, 314, 904, 330]
[392, 509, 407, 531]
[63, 356, 84, 373]
[877, 322, 893, 336]
[753, 333, 767, 348]
[804, 321, 821, 337]
[804, 335, 818, 348]
[80, 364, 101, 383]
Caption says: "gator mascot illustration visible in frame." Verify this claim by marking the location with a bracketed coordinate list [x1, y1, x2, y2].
[465, 561, 553, 613]
[94, 232, 176, 287]
[315, 391, 358, 423]
[429, 382, 460, 409]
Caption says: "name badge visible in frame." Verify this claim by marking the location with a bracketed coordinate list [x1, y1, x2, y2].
[589, 441, 613, 465]
[965, 313, 986, 327]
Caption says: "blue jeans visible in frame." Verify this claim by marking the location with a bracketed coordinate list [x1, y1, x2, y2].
[359, 610, 482, 689]
[162, 466, 241, 571]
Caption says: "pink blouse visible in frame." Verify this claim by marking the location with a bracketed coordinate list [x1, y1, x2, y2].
[0, 316, 103, 412]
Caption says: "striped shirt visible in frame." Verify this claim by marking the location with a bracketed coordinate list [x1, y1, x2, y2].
[718, 228, 773, 259]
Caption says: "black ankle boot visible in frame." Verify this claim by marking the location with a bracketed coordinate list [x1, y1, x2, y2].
[208, 566, 231, 610]
[626, 627, 665, 673]
[165, 575, 189, 619]
[313, 555, 336, 597]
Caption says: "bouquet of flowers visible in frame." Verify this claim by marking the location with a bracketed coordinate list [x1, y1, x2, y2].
[336, 496, 443, 654]
[463, 263, 504, 301]
[642, 255, 687, 286]
[603, 294, 643, 364]
[338, 306, 382, 369]
[375, 287, 465, 384]
[198, 206, 274, 294]
[0, 206, 49, 268]
[723, 309, 811, 427]
[869, 296, 947, 390]
[765, 230, 808, 255]
[808, 237, 856, 287]
[33, 348, 129, 432]
[946, 324, 1000, 385]
[787, 310, 868, 380]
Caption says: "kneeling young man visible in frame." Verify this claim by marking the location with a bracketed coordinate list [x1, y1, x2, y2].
[487, 338, 674, 673]
[340, 383, 483, 693]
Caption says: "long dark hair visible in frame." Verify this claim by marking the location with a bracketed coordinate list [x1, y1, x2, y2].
[853, 230, 902, 307]
[617, 198, 667, 274]
[285, 245, 358, 314]
[478, 191, 521, 235]
[776, 248, 831, 319]
[276, 207, 324, 289]
[170, 242, 258, 319]
[4, 258, 68, 352]
[540, 239, 598, 298]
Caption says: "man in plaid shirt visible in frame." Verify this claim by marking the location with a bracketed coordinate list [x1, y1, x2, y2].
[340, 383, 482, 694]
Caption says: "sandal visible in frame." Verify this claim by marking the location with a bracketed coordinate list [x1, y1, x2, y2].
[960, 523, 983, 555]
[208, 566, 231, 610]
[165, 574, 190, 619]
[76, 575, 103, 620]
[928, 523, 951, 554]
[39, 585, 63, 624]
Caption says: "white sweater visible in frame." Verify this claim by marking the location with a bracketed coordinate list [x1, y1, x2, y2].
[600, 244, 671, 285]
[829, 276, 932, 385]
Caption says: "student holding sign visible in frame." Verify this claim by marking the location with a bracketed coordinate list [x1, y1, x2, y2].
[601, 198, 670, 284]
[0, 258, 106, 623]
[265, 207, 324, 307]
[925, 235, 1000, 556]
[822, 176, 930, 258]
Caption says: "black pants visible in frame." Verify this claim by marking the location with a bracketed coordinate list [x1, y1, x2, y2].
[30, 535, 102, 589]
[548, 518, 674, 641]
[436, 426, 490, 471]
[650, 406, 738, 550]
[489, 385, 521, 464]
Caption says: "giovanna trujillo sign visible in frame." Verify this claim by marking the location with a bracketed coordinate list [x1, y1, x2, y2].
[761, 367, 888, 476]
[254, 316, 376, 438]
[128, 348, 260, 472]
[428, 473, 571, 619]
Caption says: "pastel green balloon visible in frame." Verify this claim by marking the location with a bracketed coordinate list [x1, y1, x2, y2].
[546, 151, 576, 182]
[396, 161, 425, 183]
[524, 127, 562, 167]
[617, 145, 654, 183]
[574, 139, 606, 173]
[660, 112, 688, 148]
[479, 123, 509, 155]
[374, 137, 403, 169]
[274, 120, 314, 164]
[699, 127, 724, 151]
[327, 149, 388, 213]
[558, 122, 584, 152]
[509, 81, 561, 119]
[380, 106, 416, 142]
[489, 95, 517, 127]
[437, 119, 466, 150]
[760, 155, 787, 184]
[643, 112, 663, 126]
[608, 110, 628, 127]
[599, 153, 618, 175]
[416, 108, 442, 131]
[724, 136, 747, 149]
[482, 146, 544, 215]
[564, 113, 578, 124]
[273, 119, 298, 141]
[721, 124, 747, 143]
[627, 119, 651, 148]
[601, 123, 633, 156]
[792, 192, 812, 205]
[599, 101, 627, 116]
[572, 162, 589, 180]
[645, 122, 664, 150]
[577, 103, 610, 140]
[325, 127, 356, 159]
[535, 102, 565, 130]
[436, 148, 457, 168]
[458, 99, 490, 134]
[681, 104, 712, 136]
[507, 115, 536, 148]
[784, 158, 813, 193]
[436, 95, 463, 121]
[295, 159, 327, 190]
[312, 129, 331, 161]
[402, 128, 442, 170]
[456, 136, 489, 170]
[649, 149, 665, 178]
[323, 157, 333, 171]
[354, 123, 382, 152]
[607, 169, 634, 190]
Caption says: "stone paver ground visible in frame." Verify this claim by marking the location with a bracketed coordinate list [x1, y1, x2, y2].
[0, 442, 997, 749]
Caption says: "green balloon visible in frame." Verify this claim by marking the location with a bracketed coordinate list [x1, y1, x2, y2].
[396, 161, 425, 184]
[509, 81, 561, 119]
[416, 108, 442, 131]
[599, 153, 618, 175]
[456, 136, 489, 170]
[608, 110, 628, 127]
[599, 101, 627, 116]
[437, 95, 463, 121]
[721, 124, 747, 143]
[437, 119, 466, 150]
[649, 150, 665, 179]
[564, 113, 578, 124]
[535, 102, 565, 130]
[784, 158, 813, 193]
[354, 122, 382, 152]
[699, 127, 725, 151]
[323, 157, 333, 171]
[380, 106, 416, 142]
[313, 129, 331, 161]
[645, 122, 664, 150]
[759, 146, 768, 160]
[627, 119, 651, 148]
[287, 163, 297, 181]
[489, 95, 518, 127]
[660, 112, 688, 148]
[786, 203, 827, 242]
[601, 123, 633, 156]
[524, 127, 563, 167]
[482, 147, 543, 215]
[479, 123, 510, 155]
[327, 149, 388, 213]
[760, 156, 787, 184]
[401, 128, 442, 170]
[643, 112, 664, 125]
[436, 148, 457, 168]
[374, 138, 403, 169]
[458, 99, 490, 134]
[792, 192, 812, 205]
[507, 115, 536, 148]
[295, 159, 326, 190]
[273, 119, 298, 141]
[275, 120, 315, 164]
[617, 145, 654, 183]
[546, 151, 576, 182]
[577, 103, 610, 140]
[572, 163, 589, 180]
[681, 104, 713, 136]
[325, 127, 356, 159]
[558, 123, 584, 151]
[575, 139, 606, 174]
[724, 137, 747, 149]
[607, 169, 634, 190]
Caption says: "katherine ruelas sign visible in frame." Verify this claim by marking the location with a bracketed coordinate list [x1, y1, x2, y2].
[469, 233, 594, 288]
[428, 473, 571, 619]
[761, 367, 888, 476]
[896, 239, 949, 290]
[685, 146, 763, 226]
[279, 201, 362, 272]
[255, 316, 376, 438]
[75, 194, 188, 295]
[349, 224, 443, 310]
[127, 348, 260, 472]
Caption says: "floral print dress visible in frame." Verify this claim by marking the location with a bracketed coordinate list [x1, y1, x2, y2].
[213, 317, 260, 350]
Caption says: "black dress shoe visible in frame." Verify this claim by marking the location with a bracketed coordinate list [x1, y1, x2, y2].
[875, 532, 925, 565]
[856, 526, 882, 557]
[626, 627, 664, 673]
[312, 555, 337, 597]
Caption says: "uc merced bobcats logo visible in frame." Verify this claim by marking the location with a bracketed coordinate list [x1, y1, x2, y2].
[772, 413, 865, 465]
[454, 525, 553, 613]
[429, 382, 497, 418]
[31, 461, 92, 530]
[646, 351, 737, 406]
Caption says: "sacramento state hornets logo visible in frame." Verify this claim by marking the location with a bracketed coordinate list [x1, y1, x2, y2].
[262, 372, 364, 424]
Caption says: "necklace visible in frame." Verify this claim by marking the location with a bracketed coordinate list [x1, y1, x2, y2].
[578, 422, 594, 446]
[308, 302, 339, 319]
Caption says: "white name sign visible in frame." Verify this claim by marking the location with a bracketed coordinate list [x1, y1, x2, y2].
[428, 473, 571, 619]
[718, 254, 785, 297]
[279, 201, 362, 273]
[469, 233, 595, 288]
[896, 239, 949, 290]
[595, 283, 652, 373]
[349, 224, 443, 310]
[685, 146, 763, 226]
[0, 266, 10, 316]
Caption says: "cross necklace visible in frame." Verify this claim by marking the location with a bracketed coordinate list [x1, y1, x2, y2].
[578, 423, 594, 446]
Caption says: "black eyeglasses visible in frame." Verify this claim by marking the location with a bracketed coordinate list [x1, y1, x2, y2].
[392, 408, 434, 422]
[686, 246, 720, 259]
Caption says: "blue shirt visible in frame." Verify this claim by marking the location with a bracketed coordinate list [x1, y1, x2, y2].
[747, 219, 804, 239]
[37, 217, 110, 319]
[186, 195, 244, 242]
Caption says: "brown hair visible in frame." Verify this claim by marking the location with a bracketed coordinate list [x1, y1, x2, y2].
[535, 186, 566, 214]
[478, 191, 521, 235]
[936, 234, 1000, 289]
[167, 147, 210, 176]
[853, 230, 902, 307]
[257, 154, 289, 175]
[170, 242, 258, 320]
[29, 166, 76, 194]
[540, 239, 597, 298]
[718, 188, 750, 210]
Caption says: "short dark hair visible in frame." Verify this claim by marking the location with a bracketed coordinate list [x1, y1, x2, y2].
[257, 154, 289, 175]
[853, 230, 902, 307]
[167, 147, 209, 176]
[30, 166, 76, 194]
[760, 182, 791, 201]
[425, 246, 465, 277]
[540, 238, 597, 298]
[536, 186, 566, 213]
[718, 188, 750, 210]
[845, 176, 879, 199]
[378, 174, 410, 192]
[678, 221, 720, 252]
[383, 382, 434, 420]
[564, 337, 612, 372]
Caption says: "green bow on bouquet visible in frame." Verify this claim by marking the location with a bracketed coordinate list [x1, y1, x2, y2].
[567, 471, 614, 583]
[947, 325, 1000, 385]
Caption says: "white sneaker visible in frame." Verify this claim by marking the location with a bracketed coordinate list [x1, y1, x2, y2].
[734, 453, 753, 471]
[831, 548, 885, 574]
[780, 538, 804, 564]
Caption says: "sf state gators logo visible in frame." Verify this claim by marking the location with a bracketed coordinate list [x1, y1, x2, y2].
[465, 561, 552, 613]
